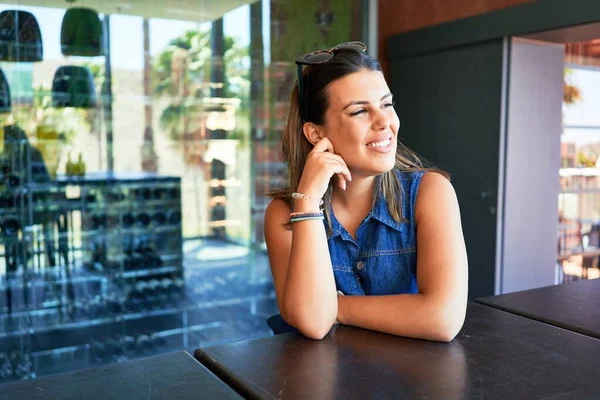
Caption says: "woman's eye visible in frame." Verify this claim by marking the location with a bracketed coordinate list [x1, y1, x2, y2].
[350, 109, 366, 116]
[383, 101, 396, 108]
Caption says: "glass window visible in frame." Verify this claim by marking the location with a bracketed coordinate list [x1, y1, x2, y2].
[0, 0, 367, 383]
[559, 40, 600, 281]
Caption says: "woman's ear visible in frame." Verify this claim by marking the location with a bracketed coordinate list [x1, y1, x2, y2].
[302, 122, 323, 145]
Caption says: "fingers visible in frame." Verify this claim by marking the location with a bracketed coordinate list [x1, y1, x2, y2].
[307, 137, 353, 191]
[321, 153, 352, 183]
[322, 159, 350, 190]
[311, 137, 334, 154]
[337, 174, 347, 190]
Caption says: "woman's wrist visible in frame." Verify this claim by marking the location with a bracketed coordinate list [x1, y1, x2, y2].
[336, 292, 346, 325]
[292, 187, 323, 212]
[293, 199, 322, 213]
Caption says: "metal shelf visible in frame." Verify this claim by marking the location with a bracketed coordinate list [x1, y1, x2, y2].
[0, 293, 275, 339]
[0, 262, 184, 290]
[20, 224, 181, 238]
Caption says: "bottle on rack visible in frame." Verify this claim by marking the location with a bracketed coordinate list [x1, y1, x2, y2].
[120, 335, 136, 356]
[136, 280, 156, 309]
[138, 245, 162, 268]
[152, 188, 163, 200]
[4, 173, 20, 189]
[91, 214, 106, 230]
[66, 152, 74, 176]
[105, 294, 123, 315]
[90, 339, 108, 363]
[136, 212, 151, 227]
[173, 277, 185, 299]
[0, 352, 13, 380]
[122, 212, 135, 227]
[153, 211, 167, 225]
[1, 216, 20, 237]
[159, 278, 175, 306]
[124, 284, 143, 312]
[77, 152, 86, 176]
[0, 194, 14, 209]
[140, 187, 152, 201]
[105, 337, 124, 359]
[131, 252, 146, 270]
[167, 209, 181, 225]
[87, 295, 105, 318]
[150, 332, 166, 350]
[84, 190, 97, 204]
[11, 352, 32, 380]
[70, 300, 87, 320]
[167, 187, 180, 200]
[135, 333, 153, 353]
[151, 278, 167, 298]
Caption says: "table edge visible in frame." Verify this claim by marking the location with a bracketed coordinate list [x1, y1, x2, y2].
[475, 298, 600, 340]
[194, 348, 271, 400]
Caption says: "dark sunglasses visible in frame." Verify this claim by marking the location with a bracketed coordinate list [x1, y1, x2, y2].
[295, 41, 367, 121]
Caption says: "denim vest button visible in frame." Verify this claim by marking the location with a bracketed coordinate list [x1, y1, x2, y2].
[356, 261, 364, 270]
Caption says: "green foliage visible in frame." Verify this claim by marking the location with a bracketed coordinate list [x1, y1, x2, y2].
[152, 27, 250, 146]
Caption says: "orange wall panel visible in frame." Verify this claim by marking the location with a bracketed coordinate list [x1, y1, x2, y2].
[378, 0, 537, 76]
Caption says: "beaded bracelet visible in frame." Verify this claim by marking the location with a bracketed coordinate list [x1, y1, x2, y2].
[290, 211, 323, 217]
[290, 216, 324, 223]
[291, 192, 324, 206]
[290, 211, 324, 223]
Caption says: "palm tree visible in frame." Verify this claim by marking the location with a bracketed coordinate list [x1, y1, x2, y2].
[152, 28, 250, 156]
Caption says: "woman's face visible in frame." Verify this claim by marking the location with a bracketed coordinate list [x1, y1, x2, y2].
[319, 69, 399, 177]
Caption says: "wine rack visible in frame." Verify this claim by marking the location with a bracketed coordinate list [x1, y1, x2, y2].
[1, 132, 277, 384]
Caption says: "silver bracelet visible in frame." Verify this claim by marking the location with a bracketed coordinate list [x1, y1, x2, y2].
[291, 192, 324, 206]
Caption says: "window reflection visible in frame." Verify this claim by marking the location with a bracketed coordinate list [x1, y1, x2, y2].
[0, 0, 365, 383]
[559, 39, 600, 281]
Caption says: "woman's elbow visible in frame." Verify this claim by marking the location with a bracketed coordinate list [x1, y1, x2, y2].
[431, 322, 462, 342]
[298, 323, 332, 340]
[281, 304, 336, 340]
[430, 304, 466, 343]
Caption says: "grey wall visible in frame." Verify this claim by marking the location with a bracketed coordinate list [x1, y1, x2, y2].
[390, 40, 507, 298]
[501, 38, 564, 293]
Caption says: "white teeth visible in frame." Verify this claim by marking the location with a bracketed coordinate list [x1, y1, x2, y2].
[367, 139, 390, 148]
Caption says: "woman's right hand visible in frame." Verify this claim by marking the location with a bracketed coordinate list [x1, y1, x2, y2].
[297, 137, 352, 201]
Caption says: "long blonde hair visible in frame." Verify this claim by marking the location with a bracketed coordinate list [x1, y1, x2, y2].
[268, 50, 447, 232]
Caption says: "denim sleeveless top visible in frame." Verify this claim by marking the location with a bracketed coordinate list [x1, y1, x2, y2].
[325, 170, 424, 296]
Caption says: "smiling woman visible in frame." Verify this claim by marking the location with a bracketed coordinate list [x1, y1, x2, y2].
[265, 44, 469, 341]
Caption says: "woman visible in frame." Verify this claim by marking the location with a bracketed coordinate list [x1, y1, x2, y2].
[264, 42, 468, 341]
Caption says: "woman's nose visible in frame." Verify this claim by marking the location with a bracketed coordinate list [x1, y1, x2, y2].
[372, 109, 391, 130]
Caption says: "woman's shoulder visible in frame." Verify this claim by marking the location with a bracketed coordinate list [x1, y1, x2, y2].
[414, 171, 458, 221]
[264, 198, 294, 231]
[395, 169, 449, 189]
[265, 198, 292, 221]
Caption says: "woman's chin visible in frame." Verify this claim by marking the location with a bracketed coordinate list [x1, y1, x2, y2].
[378, 155, 397, 173]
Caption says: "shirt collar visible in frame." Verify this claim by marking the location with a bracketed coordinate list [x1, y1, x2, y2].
[368, 189, 405, 231]
[326, 189, 404, 238]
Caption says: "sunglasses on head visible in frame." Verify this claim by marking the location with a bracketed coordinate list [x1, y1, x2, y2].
[295, 41, 367, 122]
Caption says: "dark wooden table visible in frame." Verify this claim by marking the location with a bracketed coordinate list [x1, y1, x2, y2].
[476, 278, 600, 339]
[2, 351, 241, 400]
[195, 303, 600, 399]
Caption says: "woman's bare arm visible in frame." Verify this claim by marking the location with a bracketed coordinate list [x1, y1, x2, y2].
[336, 172, 468, 341]
[264, 198, 338, 339]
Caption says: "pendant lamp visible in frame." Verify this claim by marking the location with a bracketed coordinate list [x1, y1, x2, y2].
[51, 66, 97, 108]
[0, 68, 11, 113]
[0, 10, 43, 62]
[61, 7, 104, 57]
